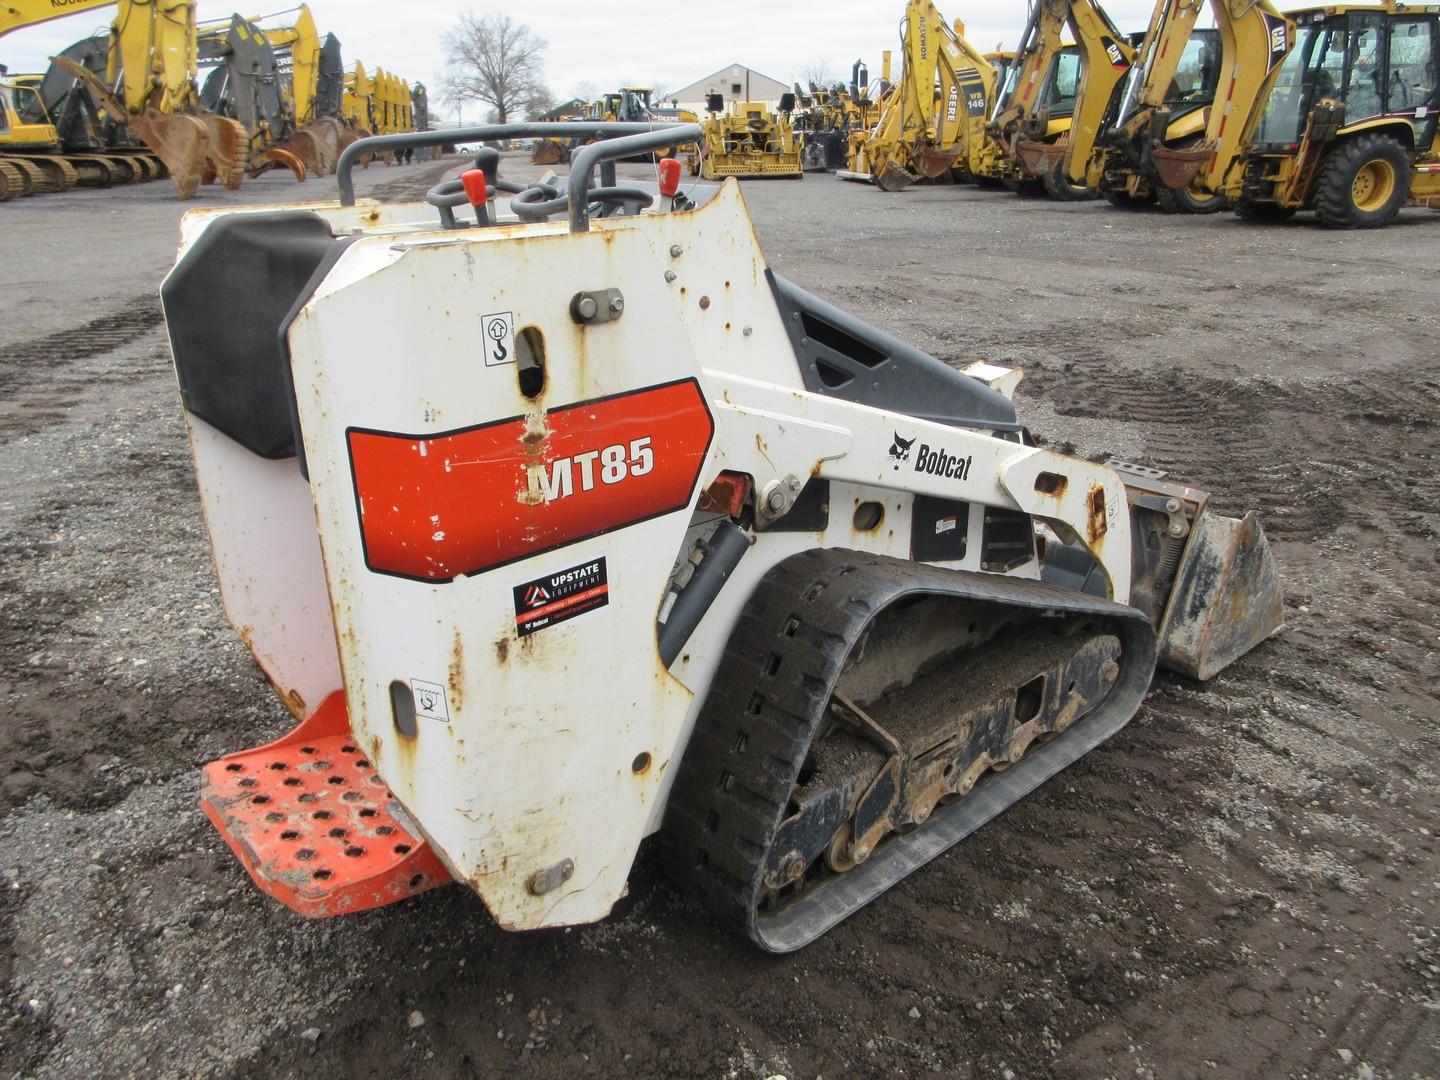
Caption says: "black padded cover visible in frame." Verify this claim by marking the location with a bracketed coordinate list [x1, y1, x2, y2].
[162, 211, 340, 459]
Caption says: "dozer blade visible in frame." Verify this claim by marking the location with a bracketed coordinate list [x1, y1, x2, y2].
[875, 161, 918, 192]
[200, 691, 451, 917]
[1158, 509, 1284, 682]
[132, 110, 210, 199]
[1016, 136, 1066, 178]
[250, 146, 308, 183]
[1150, 142, 1213, 191]
[913, 144, 962, 179]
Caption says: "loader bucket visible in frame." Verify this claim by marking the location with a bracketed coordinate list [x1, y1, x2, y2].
[1150, 143, 1212, 191]
[914, 144, 962, 179]
[1016, 136, 1066, 178]
[1158, 509, 1284, 681]
[531, 138, 570, 166]
[133, 110, 210, 200]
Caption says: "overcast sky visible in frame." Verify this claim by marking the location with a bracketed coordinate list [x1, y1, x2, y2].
[3, 1, 1208, 115]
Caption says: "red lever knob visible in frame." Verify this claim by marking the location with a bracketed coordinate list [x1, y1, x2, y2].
[460, 169, 488, 207]
[658, 157, 682, 198]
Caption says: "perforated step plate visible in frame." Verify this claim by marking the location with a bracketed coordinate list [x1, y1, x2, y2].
[201, 693, 450, 917]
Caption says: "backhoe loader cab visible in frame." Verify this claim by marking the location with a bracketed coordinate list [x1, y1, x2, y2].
[1234, 4, 1440, 227]
[167, 124, 1283, 952]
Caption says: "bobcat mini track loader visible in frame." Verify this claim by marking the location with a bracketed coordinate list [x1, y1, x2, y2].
[162, 123, 1284, 951]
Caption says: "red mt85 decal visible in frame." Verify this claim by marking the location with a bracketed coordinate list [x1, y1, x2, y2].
[347, 379, 714, 582]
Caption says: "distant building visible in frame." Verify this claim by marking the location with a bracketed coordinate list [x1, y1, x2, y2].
[538, 98, 589, 121]
[671, 63, 792, 113]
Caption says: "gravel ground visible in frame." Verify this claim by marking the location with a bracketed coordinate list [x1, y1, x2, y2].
[1, 154, 1437, 1079]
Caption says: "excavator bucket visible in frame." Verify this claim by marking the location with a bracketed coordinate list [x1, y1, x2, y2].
[913, 144, 962, 179]
[133, 110, 210, 200]
[281, 130, 323, 176]
[1016, 136, 1066, 178]
[1150, 143, 1213, 191]
[1157, 509, 1285, 681]
[202, 116, 250, 190]
[309, 118, 344, 174]
[250, 147, 308, 183]
[531, 139, 570, 166]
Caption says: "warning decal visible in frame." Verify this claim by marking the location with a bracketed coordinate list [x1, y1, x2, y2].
[513, 557, 609, 637]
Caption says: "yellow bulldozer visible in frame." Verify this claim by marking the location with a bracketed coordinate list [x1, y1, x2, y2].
[688, 93, 804, 179]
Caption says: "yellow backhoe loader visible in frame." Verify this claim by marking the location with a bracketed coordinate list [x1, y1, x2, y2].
[845, 0, 1009, 191]
[1003, 0, 1138, 200]
[1227, 2, 1439, 228]
[1101, 0, 1293, 214]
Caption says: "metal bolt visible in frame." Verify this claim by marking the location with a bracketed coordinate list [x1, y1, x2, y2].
[1165, 497, 1181, 513]
[664, 270, 677, 283]
[609, 295, 625, 314]
[742, 326, 753, 337]
[1168, 521, 1186, 538]
[576, 296, 598, 321]
[786, 476, 801, 492]
[765, 488, 788, 513]
[669, 243, 684, 258]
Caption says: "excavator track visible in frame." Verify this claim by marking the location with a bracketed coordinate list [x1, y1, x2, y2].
[661, 548, 1158, 953]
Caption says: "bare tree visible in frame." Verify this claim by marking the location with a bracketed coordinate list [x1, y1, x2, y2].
[572, 79, 600, 103]
[799, 61, 838, 90]
[439, 13, 547, 125]
[523, 85, 556, 120]
[649, 80, 673, 104]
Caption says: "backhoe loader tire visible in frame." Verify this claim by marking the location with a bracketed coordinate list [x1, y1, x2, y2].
[1233, 198, 1297, 222]
[1313, 134, 1410, 229]
[1042, 162, 1098, 202]
[1004, 177, 1047, 198]
[1102, 186, 1153, 209]
[1155, 183, 1227, 215]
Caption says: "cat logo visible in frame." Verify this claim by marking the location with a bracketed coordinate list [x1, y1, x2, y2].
[1103, 37, 1130, 71]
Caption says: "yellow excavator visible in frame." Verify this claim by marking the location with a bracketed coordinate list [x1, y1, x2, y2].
[197, 4, 348, 178]
[1, 0, 163, 195]
[1101, 0, 1293, 213]
[1225, 2, 1439, 228]
[3, 0, 248, 198]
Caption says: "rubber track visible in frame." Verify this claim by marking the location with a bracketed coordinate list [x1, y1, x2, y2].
[660, 548, 1158, 953]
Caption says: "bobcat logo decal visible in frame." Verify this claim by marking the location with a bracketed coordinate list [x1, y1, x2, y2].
[888, 432, 916, 470]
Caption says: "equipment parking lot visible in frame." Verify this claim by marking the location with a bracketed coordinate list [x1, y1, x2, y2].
[1, 157, 1437, 1078]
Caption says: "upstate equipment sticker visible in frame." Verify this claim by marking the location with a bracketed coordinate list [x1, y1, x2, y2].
[513, 557, 609, 637]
